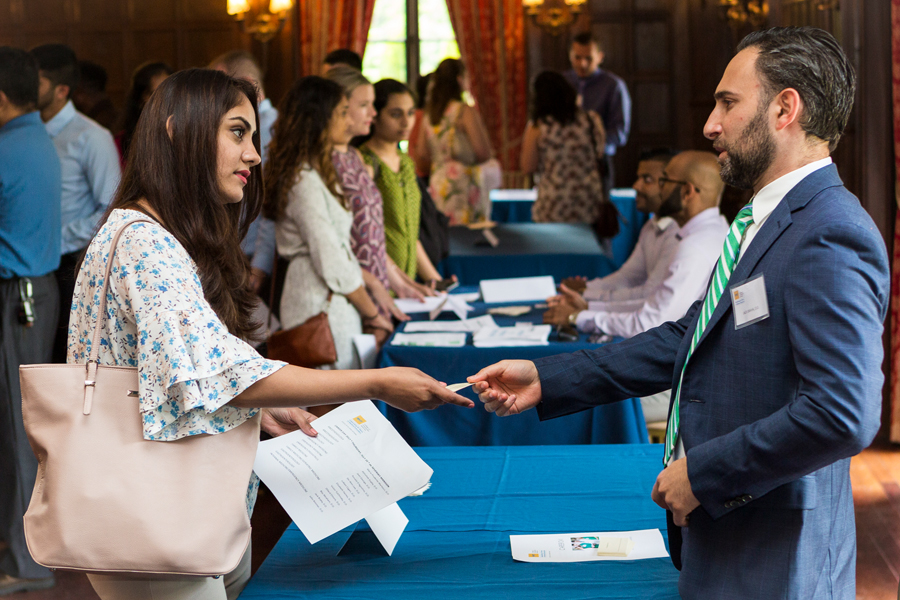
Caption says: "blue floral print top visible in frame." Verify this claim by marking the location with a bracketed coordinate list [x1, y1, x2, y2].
[68, 209, 286, 512]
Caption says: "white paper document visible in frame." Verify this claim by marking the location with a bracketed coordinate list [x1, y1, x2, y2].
[390, 332, 467, 347]
[403, 315, 497, 333]
[394, 295, 472, 320]
[472, 324, 551, 347]
[480, 276, 556, 304]
[253, 401, 433, 551]
[510, 529, 669, 562]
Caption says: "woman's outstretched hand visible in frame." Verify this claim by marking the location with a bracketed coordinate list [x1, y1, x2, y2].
[467, 360, 543, 416]
[375, 367, 475, 412]
[261, 407, 319, 437]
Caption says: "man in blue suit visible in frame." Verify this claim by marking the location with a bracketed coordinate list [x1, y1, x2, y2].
[470, 27, 888, 599]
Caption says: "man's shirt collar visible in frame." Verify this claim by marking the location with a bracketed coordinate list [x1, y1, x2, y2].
[44, 100, 77, 138]
[750, 156, 833, 226]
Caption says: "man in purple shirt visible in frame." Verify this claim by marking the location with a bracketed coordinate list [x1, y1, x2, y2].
[564, 32, 632, 187]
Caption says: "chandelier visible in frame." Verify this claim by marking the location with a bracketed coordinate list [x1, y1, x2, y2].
[717, 0, 769, 31]
[227, 0, 293, 44]
[523, 0, 588, 36]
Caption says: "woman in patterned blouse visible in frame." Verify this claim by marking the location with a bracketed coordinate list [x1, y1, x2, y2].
[521, 71, 607, 223]
[69, 69, 473, 600]
[326, 66, 433, 315]
[359, 78, 445, 284]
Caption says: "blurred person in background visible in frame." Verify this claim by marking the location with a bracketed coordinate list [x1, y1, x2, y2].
[71, 60, 117, 131]
[521, 71, 606, 223]
[116, 61, 173, 162]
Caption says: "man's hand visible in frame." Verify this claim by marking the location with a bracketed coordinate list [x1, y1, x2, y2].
[261, 407, 318, 437]
[543, 303, 578, 326]
[560, 276, 587, 294]
[468, 360, 542, 416]
[651, 457, 700, 527]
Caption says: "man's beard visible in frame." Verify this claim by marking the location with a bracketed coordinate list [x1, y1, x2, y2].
[656, 186, 682, 219]
[719, 104, 776, 190]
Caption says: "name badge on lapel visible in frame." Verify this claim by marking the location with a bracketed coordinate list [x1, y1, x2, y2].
[730, 274, 769, 330]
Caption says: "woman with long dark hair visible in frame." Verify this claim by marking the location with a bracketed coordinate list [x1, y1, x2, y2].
[115, 61, 173, 162]
[520, 70, 606, 223]
[69, 69, 471, 600]
[412, 58, 495, 224]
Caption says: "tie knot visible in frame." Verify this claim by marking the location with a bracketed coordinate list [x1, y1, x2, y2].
[736, 203, 754, 224]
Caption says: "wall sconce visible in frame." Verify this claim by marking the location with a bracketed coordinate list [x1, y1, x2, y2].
[717, 0, 769, 31]
[523, 0, 587, 36]
[227, 0, 293, 44]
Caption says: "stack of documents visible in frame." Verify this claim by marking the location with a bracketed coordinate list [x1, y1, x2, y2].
[509, 530, 668, 562]
[403, 315, 497, 333]
[390, 332, 467, 347]
[394, 294, 473, 320]
[472, 324, 552, 347]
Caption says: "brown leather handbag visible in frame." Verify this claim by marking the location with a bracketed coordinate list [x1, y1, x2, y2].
[264, 254, 337, 368]
[20, 218, 260, 576]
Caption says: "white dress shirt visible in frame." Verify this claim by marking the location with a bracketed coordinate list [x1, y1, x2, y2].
[45, 100, 121, 255]
[584, 215, 680, 302]
[577, 208, 729, 338]
[671, 157, 834, 463]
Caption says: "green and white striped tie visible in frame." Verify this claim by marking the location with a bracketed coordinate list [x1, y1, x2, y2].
[663, 203, 755, 465]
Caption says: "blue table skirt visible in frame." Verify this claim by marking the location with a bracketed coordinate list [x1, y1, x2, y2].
[377, 294, 647, 446]
[442, 196, 647, 286]
[240, 445, 679, 600]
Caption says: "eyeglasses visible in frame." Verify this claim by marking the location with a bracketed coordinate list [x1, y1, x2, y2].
[658, 176, 698, 191]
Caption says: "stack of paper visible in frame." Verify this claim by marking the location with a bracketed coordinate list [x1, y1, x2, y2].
[394, 295, 472, 320]
[509, 530, 668, 563]
[480, 276, 556, 304]
[390, 332, 467, 347]
[403, 315, 497, 333]
[472, 325, 552, 347]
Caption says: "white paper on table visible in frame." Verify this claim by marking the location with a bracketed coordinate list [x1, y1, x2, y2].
[490, 188, 537, 201]
[480, 276, 556, 304]
[452, 292, 482, 303]
[364, 502, 409, 556]
[403, 315, 497, 333]
[390, 332, 467, 347]
[395, 295, 472, 320]
[253, 401, 433, 547]
[510, 529, 669, 562]
[351, 334, 378, 369]
[472, 324, 551, 347]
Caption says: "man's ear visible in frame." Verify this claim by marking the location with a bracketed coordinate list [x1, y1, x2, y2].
[773, 87, 802, 133]
[165, 115, 174, 140]
[55, 84, 70, 102]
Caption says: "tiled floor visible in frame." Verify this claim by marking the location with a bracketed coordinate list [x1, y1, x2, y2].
[11, 441, 900, 600]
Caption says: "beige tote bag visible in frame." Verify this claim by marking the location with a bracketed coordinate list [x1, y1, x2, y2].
[20, 218, 261, 576]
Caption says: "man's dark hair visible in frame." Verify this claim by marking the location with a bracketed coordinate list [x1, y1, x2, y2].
[571, 32, 602, 53]
[638, 147, 678, 165]
[31, 44, 79, 97]
[531, 71, 577, 126]
[324, 48, 363, 71]
[77, 60, 107, 94]
[737, 26, 855, 152]
[0, 47, 40, 108]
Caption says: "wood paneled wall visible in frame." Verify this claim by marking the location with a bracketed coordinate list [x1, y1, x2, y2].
[0, 0, 297, 119]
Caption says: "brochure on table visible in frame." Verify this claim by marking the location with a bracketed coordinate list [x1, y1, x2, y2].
[394, 294, 472, 320]
[510, 529, 669, 562]
[480, 276, 556, 304]
[253, 401, 432, 555]
[403, 315, 498, 333]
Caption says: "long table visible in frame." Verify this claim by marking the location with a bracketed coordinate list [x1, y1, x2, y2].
[442, 193, 646, 286]
[239, 444, 680, 600]
[377, 292, 647, 447]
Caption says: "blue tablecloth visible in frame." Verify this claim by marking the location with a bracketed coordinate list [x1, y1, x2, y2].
[377, 293, 647, 446]
[240, 445, 679, 600]
[442, 195, 646, 286]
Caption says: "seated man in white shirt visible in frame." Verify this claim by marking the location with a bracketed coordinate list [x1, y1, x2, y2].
[545, 151, 728, 422]
[564, 148, 680, 302]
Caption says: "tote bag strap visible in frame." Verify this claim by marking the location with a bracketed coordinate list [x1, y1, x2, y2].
[83, 217, 155, 413]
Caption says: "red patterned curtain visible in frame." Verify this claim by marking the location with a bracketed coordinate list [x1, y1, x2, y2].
[889, 0, 900, 442]
[298, 0, 377, 76]
[444, 0, 528, 178]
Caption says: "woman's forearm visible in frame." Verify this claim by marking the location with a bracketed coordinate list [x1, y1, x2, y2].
[416, 241, 442, 281]
[230, 365, 385, 408]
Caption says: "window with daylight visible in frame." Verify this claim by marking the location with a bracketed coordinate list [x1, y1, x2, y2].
[363, 0, 460, 85]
